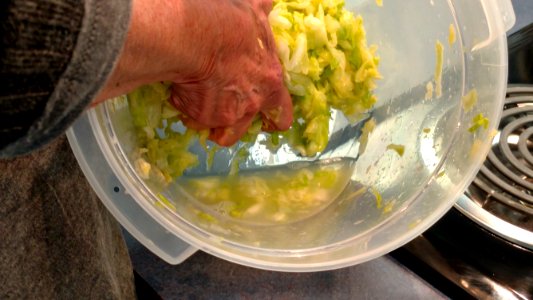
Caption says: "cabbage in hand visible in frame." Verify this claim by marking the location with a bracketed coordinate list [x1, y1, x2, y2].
[126, 0, 380, 182]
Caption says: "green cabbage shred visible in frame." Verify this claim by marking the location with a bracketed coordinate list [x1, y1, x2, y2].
[182, 162, 352, 224]
[468, 113, 490, 133]
[270, 0, 380, 156]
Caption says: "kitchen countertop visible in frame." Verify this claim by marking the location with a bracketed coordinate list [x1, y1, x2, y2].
[124, 231, 446, 300]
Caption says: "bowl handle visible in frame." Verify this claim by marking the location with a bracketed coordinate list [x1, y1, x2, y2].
[472, 0, 516, 51]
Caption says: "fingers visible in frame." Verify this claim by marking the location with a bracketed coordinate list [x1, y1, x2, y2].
[261, 86, 293, 131]
[173, 67, 294, 142]
[177, 82, 292, 146]
[209, 87, 293, 147]
[166, 0, 293, 147]
[172, 82, 242, 129]
[179, 114, 209, 131]
[209, 112, 256, 146]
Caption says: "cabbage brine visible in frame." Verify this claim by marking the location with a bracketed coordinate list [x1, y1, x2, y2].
[181, 158, 355, 225]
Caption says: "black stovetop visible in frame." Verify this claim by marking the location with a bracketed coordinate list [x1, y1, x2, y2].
[392, 1, 533, 297]
[392, 208, 533, 299]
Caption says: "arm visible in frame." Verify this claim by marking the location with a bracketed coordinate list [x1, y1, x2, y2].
[98, 0, 293, 147]
[0, 0, 292, 157]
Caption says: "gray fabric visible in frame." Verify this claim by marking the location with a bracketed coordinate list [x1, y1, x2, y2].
[0, 0, 82, 148]
[0, 0, 136, 298]
[0, 135, 135, 299]
[0, 0, 132, 157]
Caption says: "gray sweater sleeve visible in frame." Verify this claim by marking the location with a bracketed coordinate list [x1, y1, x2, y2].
[0, 0, 132, 158]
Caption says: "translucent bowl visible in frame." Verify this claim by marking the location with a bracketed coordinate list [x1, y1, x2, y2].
[68, 0, 515, 271]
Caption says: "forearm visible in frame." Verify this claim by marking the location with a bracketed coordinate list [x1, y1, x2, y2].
[0, 0, 292, 153]
[95, 0, 217, 104]
[94, 0, 182, 103]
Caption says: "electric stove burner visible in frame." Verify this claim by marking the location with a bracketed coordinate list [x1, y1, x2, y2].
[457, 85, 533, 249]
[392, 87, 533, 298]
[393, 12, 533, 299]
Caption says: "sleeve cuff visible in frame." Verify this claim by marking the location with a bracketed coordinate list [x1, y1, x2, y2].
[1, 0, 132, 157]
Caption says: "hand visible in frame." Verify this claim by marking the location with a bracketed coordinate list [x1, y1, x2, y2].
[96, 0, 293, 147]
[170, 0, 293, 146]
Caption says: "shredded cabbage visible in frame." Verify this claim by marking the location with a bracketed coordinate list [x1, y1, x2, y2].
[468, 113, 490, 133]
[270, 0, 380, 156]
[434, 40, 444, 99]
[128, 83, 199, 182]
[358, 117, 376, 156]
[461, 89, 478, 112]
[370, 186, 382, 209]
[386, 144, 405, 157]
[126, 0, 380, 182]
[448, 24, 456, 46]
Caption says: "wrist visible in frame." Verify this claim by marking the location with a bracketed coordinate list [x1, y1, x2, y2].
[95, 0, 185, 103]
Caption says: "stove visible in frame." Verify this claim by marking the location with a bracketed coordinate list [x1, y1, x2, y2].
[391, 13, 533, 300]
[458, 85, 533, 249]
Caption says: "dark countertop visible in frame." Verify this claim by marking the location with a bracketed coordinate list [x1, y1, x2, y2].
[124, 231, 446, 300]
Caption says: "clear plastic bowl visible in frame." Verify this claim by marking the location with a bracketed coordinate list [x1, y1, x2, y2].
[67, 0, 515, 271]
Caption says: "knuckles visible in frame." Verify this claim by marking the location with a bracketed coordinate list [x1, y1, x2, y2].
[168, 0, 292, 146]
